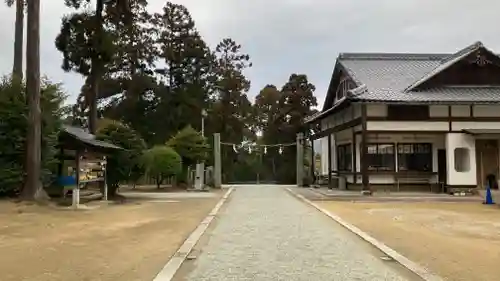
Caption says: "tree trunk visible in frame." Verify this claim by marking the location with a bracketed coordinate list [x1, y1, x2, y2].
[88, 0, 104, 134]
[12, 0, 24, 80]
[88, 74, 99, 133]
[21, 0, 45, 201]
[155, 176, 162, 189]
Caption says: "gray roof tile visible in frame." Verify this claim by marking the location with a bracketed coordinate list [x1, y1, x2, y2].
[62, 125, 122, 150]
[351, 87, 500, 103]
[336, 41, 500, 104]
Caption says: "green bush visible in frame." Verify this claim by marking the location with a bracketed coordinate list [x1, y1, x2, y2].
[166, 125, 209, 183]
[142, 146, 182, 188]
[96, 122, 146, 196]
[0, 77, 65, 196]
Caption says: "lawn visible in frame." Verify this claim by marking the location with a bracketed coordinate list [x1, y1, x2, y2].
[0, 190, 223, 281]
[317, 201, 500, 281]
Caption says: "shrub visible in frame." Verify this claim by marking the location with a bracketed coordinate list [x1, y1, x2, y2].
[166, 125, 209, 183]
[0, 77, 65, 196]
[96, 122, 146, 196]
[142, 146, 182, 188]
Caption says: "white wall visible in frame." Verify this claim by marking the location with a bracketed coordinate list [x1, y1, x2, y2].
[366, 104, 386, 117]
[430, 105, 448, 117]
[452, 122, 500, 131]
[367, 121, 448, 131]
[451, 105, 470, 117]
[473, 105, 500, 117]
[445, 133, 477, 186]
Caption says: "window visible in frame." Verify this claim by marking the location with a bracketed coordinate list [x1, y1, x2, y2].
[337, 144, 352, 171]
[366, 143, 395, 171]
[454, 147, 470, 172]
[387, 105, 429, 120]
[397, 143, 432, 172]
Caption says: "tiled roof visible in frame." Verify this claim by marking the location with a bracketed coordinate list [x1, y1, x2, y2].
[337, 41, 500, 104]
[306, 41, 500, 123]
[62, 125, 122, 150]
[350, 87, 500, 103]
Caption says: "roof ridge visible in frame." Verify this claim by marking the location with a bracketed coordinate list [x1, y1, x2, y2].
[440, 41, 483, 63]
[338, 53, 450, 61]
[404, 41, 487, 92]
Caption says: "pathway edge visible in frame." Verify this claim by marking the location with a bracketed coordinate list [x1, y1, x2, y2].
[285, 187, 443, 281]
[152, 187, 235, 281]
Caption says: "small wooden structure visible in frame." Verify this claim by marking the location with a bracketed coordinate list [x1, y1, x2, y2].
[56, 125, 122, 208]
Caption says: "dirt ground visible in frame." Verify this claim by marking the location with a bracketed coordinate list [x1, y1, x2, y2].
[0, 190, 223, 281]
[318, 201, 500, 281]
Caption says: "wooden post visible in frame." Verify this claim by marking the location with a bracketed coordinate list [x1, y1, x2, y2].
[103, 156, 108, 201]
[296, 133, 304, 187]
[73, 150, 81, 208]
[213, 133, 222, 188]
[360, 104, 371, 195]
[327, 134, 332, 188]
[310, 137, 315, 184]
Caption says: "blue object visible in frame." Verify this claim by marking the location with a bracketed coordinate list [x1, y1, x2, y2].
[484, 185, 495, 205]
[58, 175, 77, 187]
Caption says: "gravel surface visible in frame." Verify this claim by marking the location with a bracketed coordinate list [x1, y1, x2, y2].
[183, 185, 411, 281]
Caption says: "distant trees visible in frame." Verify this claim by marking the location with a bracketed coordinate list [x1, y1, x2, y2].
[0, 0, 321, 199]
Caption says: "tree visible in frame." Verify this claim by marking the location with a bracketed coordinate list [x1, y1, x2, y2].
[166, 125, 209, 183]
[21, 0, 43, 200]
[209, 38, 254, 183]
[96, 121, 146, 196]
[0, 78, 66, 197]
[139, 2, 212, 144]
[142, 146, 182, 188]
[6, 0, 24, 80]
[253, 85, 283, 181]
[56, 0, 133, 133]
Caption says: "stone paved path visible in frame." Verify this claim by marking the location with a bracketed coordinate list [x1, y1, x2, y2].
[181, 185, 415, 281]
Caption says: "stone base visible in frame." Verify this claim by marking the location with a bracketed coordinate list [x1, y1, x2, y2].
[360, 190, 372, 196]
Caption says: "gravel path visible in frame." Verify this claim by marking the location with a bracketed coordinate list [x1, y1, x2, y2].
[183, 185, 412, 281]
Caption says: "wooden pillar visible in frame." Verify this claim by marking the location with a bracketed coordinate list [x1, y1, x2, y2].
[296, 133, 304, 187]
[360, 104, 371, 195]
[103, 156, 108, 201]
[310, 137, 315, 184]
[327, 134, 332, 188]
[352, 129, 357, 184]
[57, 147, 64, 177]
[73, 150, 81, 208]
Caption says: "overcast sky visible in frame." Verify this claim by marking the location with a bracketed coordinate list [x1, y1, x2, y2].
[1, 0, 500, 107]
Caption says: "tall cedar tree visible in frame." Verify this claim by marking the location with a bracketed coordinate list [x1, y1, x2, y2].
[210, 38, 254, 183]
[98, 0, 159, 142]
[56, 0, 133, 133]
[22, 0, 42, 200]
[6, 0, 24, 80]
[149, 2, 213, 144]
